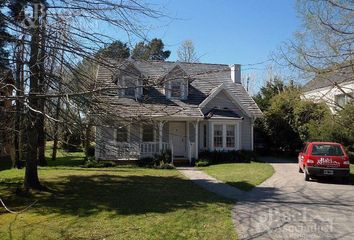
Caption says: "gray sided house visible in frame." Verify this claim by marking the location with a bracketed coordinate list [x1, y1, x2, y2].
[93, 60, 262, 163]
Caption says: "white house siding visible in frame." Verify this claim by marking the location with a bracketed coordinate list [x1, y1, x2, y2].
[302, 81, 354, 113]
[241, 117, 252, 150]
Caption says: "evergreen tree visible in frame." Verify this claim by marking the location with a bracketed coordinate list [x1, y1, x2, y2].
[97, 40, 130, 59]
[131, 38, 170, 61]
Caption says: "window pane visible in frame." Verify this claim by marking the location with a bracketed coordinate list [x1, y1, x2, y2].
[124, 78, 135, 97]
[311, 144, 344, 156]
[203, 124, 207, 148]
[116, 126, 128, 142]
[226, 125, 235, 148]
[171, 81, 181, 98]
[142, 125, 154, 142]
[335, 94, 346, 107]
[214, 124, 223, 148]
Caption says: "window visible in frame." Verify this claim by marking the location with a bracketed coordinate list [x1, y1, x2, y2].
[335, 92, 353, 108]
[213, 124, 223, 148]
[203, 124, 207, 148]
[142, 125, 154, 142]
[124, 78, 136, 97]
[171, 81, 182, 98]
[311, 144, 344, 156]
[116, 126, 128, 142]
[212, 123, 238, 149]
[226, 125, 235, 148]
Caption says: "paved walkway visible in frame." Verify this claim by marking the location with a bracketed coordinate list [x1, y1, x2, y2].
[177, 160, 354, 240]
[177, 167, 243, 200]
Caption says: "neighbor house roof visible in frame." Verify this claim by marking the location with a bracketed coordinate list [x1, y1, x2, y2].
[303, 65, 354, 92]
[93, 59, 262, 120]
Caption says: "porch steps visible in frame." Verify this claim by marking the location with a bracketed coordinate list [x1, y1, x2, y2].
[173, 159, 190, 166]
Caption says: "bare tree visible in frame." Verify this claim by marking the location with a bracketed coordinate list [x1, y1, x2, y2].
[1, 0, 165, 190]
[278, 0, 353, 103]
[177, 40, 199, 63]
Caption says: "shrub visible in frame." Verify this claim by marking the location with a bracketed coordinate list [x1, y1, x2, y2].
[153, 149, 172, 165]
[198, 150, 254, 164]
[82, 159, 115, 168]
[138, 157, 155, 167]
[159, 163, 175, 169]
[195, 159, 210, 167]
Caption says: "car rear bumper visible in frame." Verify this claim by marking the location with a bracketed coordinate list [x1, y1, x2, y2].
[306, 166, 350, 177]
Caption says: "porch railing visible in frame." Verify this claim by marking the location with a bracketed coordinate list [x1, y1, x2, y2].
[97, 141, 171, 160]
[140, 142, 170, 158]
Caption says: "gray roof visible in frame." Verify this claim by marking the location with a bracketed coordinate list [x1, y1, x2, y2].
[303, 66, 353, 92]
[93, 59, 262, 120]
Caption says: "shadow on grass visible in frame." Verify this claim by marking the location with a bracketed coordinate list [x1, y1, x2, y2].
[1, 173, 234, 217]
[224, 181, 256, 191]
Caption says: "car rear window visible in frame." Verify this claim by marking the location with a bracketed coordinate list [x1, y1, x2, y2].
[311, 144, 344, 156]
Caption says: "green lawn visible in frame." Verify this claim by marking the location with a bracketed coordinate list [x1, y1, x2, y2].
[199, 162, 275, 191]
[0, 147, 237, 240]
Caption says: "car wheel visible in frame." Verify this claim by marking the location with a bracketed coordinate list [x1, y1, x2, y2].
[299, 166, 303, 173]
[304, 170, 310, 181]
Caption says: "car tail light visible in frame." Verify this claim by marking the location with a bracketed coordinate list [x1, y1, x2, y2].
[343, 161, 350, 165]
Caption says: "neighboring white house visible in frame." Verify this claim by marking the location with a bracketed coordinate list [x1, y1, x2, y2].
[302, 66, 354, 113]
[93, 59, 262, 163]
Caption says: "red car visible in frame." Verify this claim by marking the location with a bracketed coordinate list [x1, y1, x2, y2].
[298, 142, 350, 182]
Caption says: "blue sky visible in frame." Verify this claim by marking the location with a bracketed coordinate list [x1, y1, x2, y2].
[103, 0, 302, 92]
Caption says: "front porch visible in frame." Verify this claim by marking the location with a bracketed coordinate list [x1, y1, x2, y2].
[95, 117, 246, 164]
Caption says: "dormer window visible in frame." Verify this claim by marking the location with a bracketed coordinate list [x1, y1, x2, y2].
[117, 75, 143, 99]
[124, 78, 136, 97]
[171, 81, 182, 98]
[166, 79, 188, 100]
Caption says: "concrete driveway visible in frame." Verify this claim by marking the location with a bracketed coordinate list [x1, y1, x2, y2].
[232, 158, 354, 240]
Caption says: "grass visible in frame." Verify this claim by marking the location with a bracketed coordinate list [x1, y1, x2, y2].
[0, 145, 237, 240]
[198, 162, 275, 191]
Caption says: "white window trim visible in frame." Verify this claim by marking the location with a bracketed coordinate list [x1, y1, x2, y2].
[119, 76, 143, 99]
[211, 121, 241, 151]
[166, 79, 188, 100]
[114, 125, 130, 143]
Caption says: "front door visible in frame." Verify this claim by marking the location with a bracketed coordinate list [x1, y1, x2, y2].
[169, 122, 186, 157]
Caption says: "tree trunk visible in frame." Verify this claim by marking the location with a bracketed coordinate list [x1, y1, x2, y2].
[84, 119, 92, 158]
[13, 37, 25, 169]
[24, 2, 42, 190]
[37, 6, 47, 166]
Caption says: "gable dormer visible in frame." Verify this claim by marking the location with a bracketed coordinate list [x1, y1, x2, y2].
[115, 62, 143, 99]
[163, 64, 189, 100]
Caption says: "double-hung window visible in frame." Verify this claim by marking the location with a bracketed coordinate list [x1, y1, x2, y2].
[226, 125, 235, 148]
[213, 123, 237, 150]
[213, 124, 223, 148]
[116, 126, 128, 142]
[171, 81, 182, 98]
[142, 125, 154, 142]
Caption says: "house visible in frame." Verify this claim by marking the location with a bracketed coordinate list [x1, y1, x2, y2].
[93, 60, 262, 163]
[302, 66, 353, 113]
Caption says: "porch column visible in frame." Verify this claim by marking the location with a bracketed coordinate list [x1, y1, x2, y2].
[158, 121, 163, 152]
[195, 120, 199, 160]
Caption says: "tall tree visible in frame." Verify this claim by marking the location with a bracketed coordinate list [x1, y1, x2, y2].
[96, 40, 130, 59]
[2, 0, 164, 190]
[132, 38, 170, 60]
[177, 40, 199, 63]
